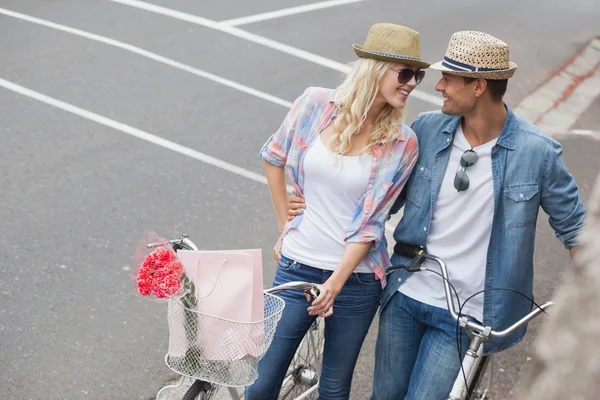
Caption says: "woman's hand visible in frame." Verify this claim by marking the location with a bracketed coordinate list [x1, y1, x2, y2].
[307, 281, 341, 318]
[287, 194, 306, 221]
[273, 237, 282, 263]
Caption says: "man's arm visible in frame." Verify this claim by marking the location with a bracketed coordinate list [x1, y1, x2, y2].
[540, 141, 586, 252]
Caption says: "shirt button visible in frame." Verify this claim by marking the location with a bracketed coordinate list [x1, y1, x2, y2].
[368, 184, 373, 188]
[420, 167, 424, 172]
[373, 157, 377, 161]
[520, 193, 524, 198]
[397, 278, 402, 283]
[423, 227, 427, 231]
[447, 138, 450, 143]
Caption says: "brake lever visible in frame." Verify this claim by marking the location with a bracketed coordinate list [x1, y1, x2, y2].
[405, 251, 426, 272]
[304, 286, 320, 301]
[389, 250, 426, 273]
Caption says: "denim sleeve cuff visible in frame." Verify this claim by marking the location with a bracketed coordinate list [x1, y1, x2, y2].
[556, 201, 586, 248]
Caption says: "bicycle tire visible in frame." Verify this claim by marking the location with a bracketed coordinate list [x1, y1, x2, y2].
[181, 380, 206, 400]
[278, 318, 325, 400]
[467, 355, 492, 399]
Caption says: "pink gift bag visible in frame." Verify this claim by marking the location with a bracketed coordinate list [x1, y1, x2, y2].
[176, 249, 265, 360]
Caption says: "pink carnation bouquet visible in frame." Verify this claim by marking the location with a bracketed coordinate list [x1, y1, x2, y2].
[137, 247, 184, 298]
[132, 231, 195, 304]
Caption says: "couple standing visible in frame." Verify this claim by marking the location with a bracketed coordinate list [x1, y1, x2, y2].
[246, 23, 585, 400]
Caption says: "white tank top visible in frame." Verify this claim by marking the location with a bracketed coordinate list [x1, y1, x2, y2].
[282, 135, 373, 273]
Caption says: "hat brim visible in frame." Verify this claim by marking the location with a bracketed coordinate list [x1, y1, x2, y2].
[353, 45, 430, 69]
[429, 60, 517, 79]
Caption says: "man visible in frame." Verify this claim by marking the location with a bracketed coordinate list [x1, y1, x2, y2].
[286, 31, 585, 399]
[370, 31, 586, 399]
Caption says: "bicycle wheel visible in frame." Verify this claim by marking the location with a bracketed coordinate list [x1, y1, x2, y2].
[181, 380, 220, 400]
[467, 355, 493, 400]
[278, 318, 325, 399]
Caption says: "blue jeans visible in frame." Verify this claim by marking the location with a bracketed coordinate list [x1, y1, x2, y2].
[245, 255, 382, 400]
[371, 291, 475, 400]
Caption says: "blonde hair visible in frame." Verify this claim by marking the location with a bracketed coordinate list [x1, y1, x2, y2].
[331, 58, 404, 155]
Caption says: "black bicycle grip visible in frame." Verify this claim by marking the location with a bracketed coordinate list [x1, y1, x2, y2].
[394, 243, 421, 258]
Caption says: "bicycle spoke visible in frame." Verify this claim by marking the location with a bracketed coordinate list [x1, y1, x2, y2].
[278, 319, 325, 400]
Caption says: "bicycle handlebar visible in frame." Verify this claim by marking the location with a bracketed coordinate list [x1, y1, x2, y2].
[148, 235, 199, 251]
[391, 247, 553, 338]
[266, 281, 321, 300]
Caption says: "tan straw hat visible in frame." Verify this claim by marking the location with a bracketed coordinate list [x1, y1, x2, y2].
[353, 23, 430, 69]
[430, 31, 517, 79]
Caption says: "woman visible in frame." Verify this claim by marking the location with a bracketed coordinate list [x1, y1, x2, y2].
[246, 23, 428, 400]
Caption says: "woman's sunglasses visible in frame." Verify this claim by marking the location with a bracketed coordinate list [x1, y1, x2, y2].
[391, 68, 426, 85]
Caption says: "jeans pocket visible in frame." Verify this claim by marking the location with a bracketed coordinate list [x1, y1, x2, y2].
[352, 272, 381, 287]
[277, 255, 296, 271]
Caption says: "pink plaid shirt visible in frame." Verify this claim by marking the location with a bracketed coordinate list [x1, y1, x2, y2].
[260, 87, 419, 284]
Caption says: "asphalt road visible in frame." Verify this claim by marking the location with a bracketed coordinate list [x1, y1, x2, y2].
[1, 1, 599, 399]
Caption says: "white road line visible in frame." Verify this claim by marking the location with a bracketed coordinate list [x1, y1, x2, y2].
[220, 0, 365, 27]
[0, 8, 294, 109]
[571, 129, 600, 136]
[106, 0, 444, 107]
[546, 129, 600, 140]
[0, 77, 283, 188]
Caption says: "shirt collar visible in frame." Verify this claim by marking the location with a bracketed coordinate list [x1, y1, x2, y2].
[442, 104, 516, 150]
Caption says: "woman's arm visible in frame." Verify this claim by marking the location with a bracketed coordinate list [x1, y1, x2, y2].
[261, 89, 311, 261]
[308, 242, 372, 317]
[264, 160, 289, 234]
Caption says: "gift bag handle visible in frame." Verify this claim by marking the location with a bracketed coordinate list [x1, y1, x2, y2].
[194, 258, 228, 299]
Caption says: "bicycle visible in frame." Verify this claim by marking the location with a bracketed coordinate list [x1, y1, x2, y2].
[150, 235, 325, 400]
[390, 244, 554, 400]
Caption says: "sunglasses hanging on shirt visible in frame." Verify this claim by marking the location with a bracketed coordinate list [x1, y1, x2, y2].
[454, 149, 479, 192]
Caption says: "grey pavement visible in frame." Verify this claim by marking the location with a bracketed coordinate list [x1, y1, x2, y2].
[0, 1, 599, 400]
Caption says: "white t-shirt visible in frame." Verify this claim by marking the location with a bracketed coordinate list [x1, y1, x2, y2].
[399, 124, 497, 322]
[282, 135, 373, 273]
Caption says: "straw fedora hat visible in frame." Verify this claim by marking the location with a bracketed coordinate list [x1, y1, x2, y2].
[353, 23, 430, 69]
[430, 31, 517, 79]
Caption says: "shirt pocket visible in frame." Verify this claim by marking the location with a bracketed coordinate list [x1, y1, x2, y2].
[407, 163, 432, 208]
[503, 183, 540, 229]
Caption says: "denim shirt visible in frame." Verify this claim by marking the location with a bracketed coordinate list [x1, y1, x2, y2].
[382, 106, 586, 354]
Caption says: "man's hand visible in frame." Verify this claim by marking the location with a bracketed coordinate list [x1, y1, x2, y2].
[287, 194, 306, 221]
[569, 246, 579, 260]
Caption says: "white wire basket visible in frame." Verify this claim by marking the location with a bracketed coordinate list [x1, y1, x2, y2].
[165, 293, 285, 387]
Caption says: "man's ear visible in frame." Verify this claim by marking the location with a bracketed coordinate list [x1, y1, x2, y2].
[474, 78, 488, 98]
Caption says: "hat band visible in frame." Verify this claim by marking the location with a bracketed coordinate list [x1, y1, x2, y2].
[442, 56, 504, 72]
[368, 50, 423, 62]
